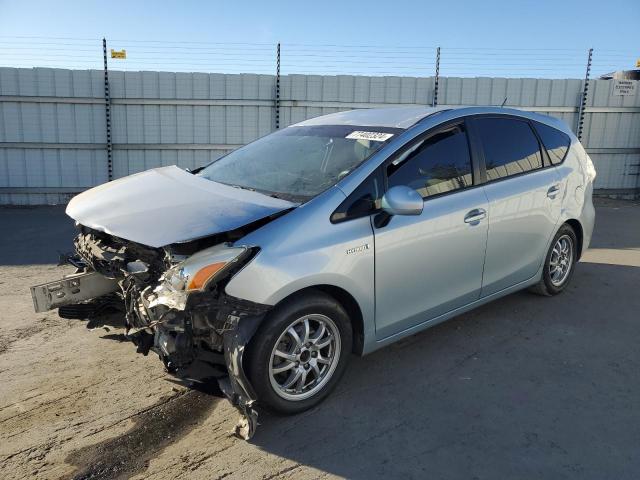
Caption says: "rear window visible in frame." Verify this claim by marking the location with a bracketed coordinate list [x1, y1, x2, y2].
[533, 121, 571, 165]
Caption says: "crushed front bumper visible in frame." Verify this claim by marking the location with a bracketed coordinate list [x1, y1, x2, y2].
[32, 265, 270, 440]
[31, 271, 119, 313]
[146, 291, 270, 440]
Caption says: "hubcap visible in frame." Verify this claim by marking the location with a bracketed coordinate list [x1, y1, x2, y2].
[269, 314, 341, 401]
[549, 234, 573, 286]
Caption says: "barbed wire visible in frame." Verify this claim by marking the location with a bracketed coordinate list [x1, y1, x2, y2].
[0, 36, 636, 78]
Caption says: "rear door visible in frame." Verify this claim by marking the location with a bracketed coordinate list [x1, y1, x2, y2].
[470, 116, 562, 297]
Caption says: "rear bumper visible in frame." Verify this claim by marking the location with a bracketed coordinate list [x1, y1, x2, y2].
[580, 182, 596, 255]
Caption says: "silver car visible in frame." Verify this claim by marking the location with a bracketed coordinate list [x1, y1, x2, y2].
[31, 106, 596, 438]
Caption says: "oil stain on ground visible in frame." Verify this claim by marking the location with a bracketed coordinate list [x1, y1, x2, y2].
[66, 387, 221, 480]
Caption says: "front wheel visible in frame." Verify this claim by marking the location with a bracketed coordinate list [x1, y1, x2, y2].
[530, 224, 578, 296]
[245, 291, 352, 414]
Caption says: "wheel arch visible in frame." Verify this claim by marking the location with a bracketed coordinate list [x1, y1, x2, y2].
[271, 284, 366, 356]
[564, 218, 584, 259]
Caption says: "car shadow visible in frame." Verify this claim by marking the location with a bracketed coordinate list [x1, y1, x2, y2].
[98, 332, 129, 342]
[67, 258, 639, 478]
[247, 261, 640, 479]
[66, 388, 222, 480]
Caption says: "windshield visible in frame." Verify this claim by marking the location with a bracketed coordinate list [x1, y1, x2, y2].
[198, 125, 400, 200]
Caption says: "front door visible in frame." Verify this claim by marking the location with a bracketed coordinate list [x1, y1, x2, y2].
[374, 122, 489, 339]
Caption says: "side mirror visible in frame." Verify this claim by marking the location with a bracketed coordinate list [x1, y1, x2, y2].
[375, 186, 423, 228]
[381, 186, 423, 216]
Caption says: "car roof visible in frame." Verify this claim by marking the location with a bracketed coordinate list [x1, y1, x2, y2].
[293, 106, 446, 129]
[291, 106, 572, 135]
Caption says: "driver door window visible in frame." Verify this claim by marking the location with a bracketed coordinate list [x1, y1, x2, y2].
[373, 121, 487, 339]
[387, 123, 473, 198]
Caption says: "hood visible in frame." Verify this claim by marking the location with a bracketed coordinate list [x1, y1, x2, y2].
[66, 165, 297, 248]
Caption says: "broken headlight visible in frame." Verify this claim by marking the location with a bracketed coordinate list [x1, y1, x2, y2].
[163, 244, 250, 293]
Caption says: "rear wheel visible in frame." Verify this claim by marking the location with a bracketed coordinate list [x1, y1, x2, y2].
[246, 291, 352, 414]
[530, 224, 578, 296]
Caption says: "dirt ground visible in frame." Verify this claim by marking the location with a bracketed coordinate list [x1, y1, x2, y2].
[1, 199, 639, 480]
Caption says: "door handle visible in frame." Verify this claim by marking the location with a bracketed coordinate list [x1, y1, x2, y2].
[547, 185, 560, 199]
[464, 208, 487, 224]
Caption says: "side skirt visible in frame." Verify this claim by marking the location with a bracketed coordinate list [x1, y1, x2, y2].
[364, 272, 542, 355]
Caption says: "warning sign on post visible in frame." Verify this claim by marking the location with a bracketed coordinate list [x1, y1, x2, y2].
[110, 49, 126, 59]
[612, 79, 636, 96]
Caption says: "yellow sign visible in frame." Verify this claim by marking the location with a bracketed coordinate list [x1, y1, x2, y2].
[636, 59, 640, 68]
[110, 49, 126, 59]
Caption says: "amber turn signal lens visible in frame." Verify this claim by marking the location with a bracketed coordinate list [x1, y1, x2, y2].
[187, 262, 227, 290]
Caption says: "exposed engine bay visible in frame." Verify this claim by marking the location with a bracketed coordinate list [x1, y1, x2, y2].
[42, 225, 274, 439]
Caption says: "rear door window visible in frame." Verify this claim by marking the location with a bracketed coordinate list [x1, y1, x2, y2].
[475, 117, 543, 181]
[533, 121, 572, 165]
[387, 123, 473, 198]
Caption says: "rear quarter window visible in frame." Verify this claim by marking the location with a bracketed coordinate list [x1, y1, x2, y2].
[533, 121, 572, 165]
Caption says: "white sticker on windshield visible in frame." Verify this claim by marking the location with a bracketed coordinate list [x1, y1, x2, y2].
[345, 131, 394, 142]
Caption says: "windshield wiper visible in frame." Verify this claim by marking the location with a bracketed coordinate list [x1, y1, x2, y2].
[228, 183, 256, 192]
[270, 192, 310, 203]
[218, 180, 304, 203]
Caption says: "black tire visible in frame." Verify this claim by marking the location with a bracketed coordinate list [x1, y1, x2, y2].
[245, 290, 352, 415]
[530, 223, 578, 296]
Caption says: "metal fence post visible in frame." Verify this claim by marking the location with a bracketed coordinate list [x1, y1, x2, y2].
[102, 38, 113, 181]
[576, 48, 593, 141]
[275, 42, 281, 130]
[432, 47, 440, 107]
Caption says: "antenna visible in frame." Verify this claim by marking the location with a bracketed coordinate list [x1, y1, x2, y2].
[501, 97, 508, 108]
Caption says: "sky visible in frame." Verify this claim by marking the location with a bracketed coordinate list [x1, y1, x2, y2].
[0, 0, 638, 78]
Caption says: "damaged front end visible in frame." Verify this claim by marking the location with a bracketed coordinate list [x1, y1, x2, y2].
[41, 228, 270, 439]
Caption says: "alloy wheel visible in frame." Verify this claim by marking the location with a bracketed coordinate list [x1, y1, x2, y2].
[268, 314, 341, 401]
[549, 234, 574, 287]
